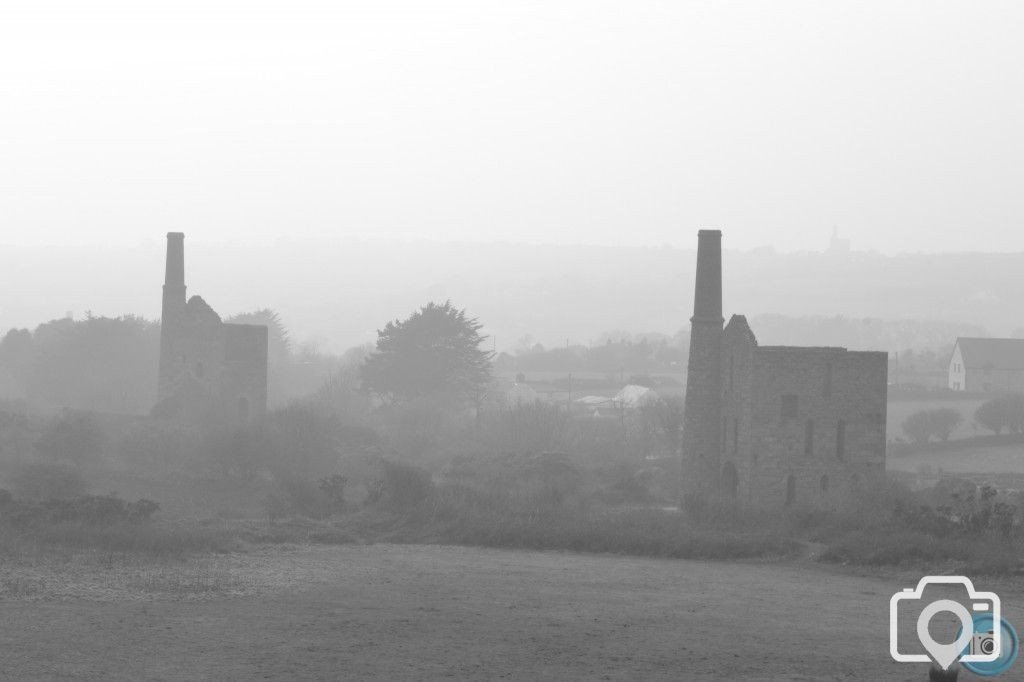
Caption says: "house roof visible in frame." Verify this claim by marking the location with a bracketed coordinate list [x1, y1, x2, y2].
[575, 395, 612, 406]
[955, 337, 1024, 370]
[724, 314, 758, 345]
[185, 295, 222, 325]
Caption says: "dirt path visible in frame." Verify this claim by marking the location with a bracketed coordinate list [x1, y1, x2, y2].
[0, 545, 1019, 680]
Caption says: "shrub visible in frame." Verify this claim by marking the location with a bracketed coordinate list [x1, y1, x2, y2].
[318, 474, 348, 514]
[127, 498, 161, 522]
[820, 529, 972, 566]
[929, 408, 963, 441]
[273, 477, 330, 519]
[428, 503, 797, 560]
[974, 394, 1024, 434]
[114, 420, 200, 469]
[203, 425, 270, 480]
[366, 459, 433, 510]
[264, 402, 345, 479]
[901, 408, 963, 443]
[264, 492, 289, 523]
[477, 403, 576, 455]
[441, 452, 584, 511]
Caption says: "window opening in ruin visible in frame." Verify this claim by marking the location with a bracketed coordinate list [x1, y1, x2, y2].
[804, 419, 814, 455]
[785, 475, 796, 507]
[836, 420, 846, 460]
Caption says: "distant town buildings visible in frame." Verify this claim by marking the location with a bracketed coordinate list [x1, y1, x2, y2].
[948, 337, 1024, 393]
[153, 233, 268, 424]
[682, 230, 887, 509]
[828, 226, 851, 254]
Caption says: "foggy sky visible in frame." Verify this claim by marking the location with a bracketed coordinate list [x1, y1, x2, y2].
[2, 1, 1023, 254]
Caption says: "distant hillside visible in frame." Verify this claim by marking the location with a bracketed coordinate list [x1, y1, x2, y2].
[0, 239, 1019, 352]
[746, 315, 985, 353]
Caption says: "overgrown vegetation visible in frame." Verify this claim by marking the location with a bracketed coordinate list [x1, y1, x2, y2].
[0, 488, 233, 556]
[974, 394, 1024, 434]
[901, 407, 963, 443]
[3, 303, 1022, 576]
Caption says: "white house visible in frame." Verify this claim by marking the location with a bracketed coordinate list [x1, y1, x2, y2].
[949, 337, 1024, 393]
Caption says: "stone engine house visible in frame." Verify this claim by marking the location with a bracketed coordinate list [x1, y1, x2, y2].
[153, 232, 268, 424]
[682, 230, 887, 508]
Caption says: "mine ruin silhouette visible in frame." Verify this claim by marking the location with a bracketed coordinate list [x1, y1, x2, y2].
[681, 230, 887, 508]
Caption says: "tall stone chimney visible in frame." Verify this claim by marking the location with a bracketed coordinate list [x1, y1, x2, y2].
[682, 229, 725, 503]
[157, 232, 187, 402]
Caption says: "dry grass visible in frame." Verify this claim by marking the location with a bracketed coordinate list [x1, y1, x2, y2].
[5, 543, 1024, 679]
[0, 549, 255, 601]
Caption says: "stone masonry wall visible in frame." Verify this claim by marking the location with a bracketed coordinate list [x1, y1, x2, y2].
[720, 316, 757, 500]
[740, 347, 887, 509]
[221, 323, 269, 423]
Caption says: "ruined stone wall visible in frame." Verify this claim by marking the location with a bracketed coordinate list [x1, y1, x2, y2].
[678, 229, 889, 509]
[221, 323, 269, 423]
[738, 347, 887, 509]
[719, 316, 757, 501]
[158, 297, 225, 406]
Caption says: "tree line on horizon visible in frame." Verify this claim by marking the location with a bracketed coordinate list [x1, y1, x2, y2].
[0, 310, 351, 415]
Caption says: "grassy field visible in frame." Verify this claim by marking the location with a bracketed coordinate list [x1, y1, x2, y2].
[3, 543, 1019, 680]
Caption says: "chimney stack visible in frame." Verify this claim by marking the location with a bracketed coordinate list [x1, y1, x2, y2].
[164, 232, 185, 288]
[161, 232, 187, 318]
[158, 232, 187, 402]
[692, 230, 723, 322]
[682, 229, 725, 503]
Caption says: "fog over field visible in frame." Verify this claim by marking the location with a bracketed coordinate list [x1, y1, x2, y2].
[3, 1, 1024, 680]
[0, 238, 1017, 352]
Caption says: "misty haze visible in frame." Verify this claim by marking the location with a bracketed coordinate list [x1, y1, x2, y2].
[1, 2, 1023, 681]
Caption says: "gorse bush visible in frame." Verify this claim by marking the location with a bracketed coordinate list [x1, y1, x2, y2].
[903, 483, 1018, 538]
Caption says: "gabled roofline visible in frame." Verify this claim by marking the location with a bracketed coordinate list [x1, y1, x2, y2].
[723, 314, 758, 346]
